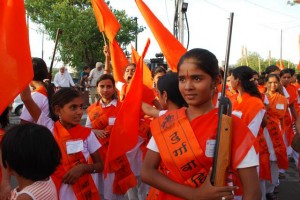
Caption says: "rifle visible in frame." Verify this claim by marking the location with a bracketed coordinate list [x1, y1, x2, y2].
[211, 12, 234, 186]
[48, 28, 62, 81]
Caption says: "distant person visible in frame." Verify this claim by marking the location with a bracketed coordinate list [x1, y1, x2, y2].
[1, 123, 61, 200]
[79, 66, 90, 91]
[53, 66, 75, 89]
[89, 62, 104, 103]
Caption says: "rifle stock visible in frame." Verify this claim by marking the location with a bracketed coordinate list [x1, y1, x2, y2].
[211, 12, 234, 186]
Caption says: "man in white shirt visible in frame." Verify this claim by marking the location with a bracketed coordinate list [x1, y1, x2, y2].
[53, 66, 75, 89]
[88, 62, 104, 103]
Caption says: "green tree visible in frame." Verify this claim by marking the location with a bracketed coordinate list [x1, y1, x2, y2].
[25, 0, 144, 73]
[234, 51, 297, 73]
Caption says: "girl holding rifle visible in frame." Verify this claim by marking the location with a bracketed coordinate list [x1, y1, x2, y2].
[141, 48, 261, 200]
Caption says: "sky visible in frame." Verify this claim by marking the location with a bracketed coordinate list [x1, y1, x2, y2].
[29, 0, 300, 68]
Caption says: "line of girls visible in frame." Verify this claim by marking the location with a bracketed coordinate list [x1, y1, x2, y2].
[221, 64, 300, 200]
[2, 48, 263, 200]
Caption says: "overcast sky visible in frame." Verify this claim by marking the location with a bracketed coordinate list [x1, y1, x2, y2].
[29, 0, 300, 68]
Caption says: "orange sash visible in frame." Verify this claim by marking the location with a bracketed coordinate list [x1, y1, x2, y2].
[151, 108, 255, 199]
[266, 93, 289, 169]
[87, 101, 137, 194]
[33, 86, 47, 97]
[51, 122, 100, 200]
[257, 128, 271, 181]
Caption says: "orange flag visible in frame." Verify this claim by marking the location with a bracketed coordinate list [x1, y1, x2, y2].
[0, 1, 33, 114]
[131, 45, 152, 89]
[297, 61, 300, 71]
[104, 39, 150, 176]
[109, 39, 129, 82]
[91, 0, 120, 43]
[276, 60, 285, 70]
[136, 0, 187, 72]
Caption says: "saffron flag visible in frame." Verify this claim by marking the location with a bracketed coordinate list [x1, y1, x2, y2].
[131, 44, 152, 89]
[104, 38, 150, 176]
[276, 60, 285, 70]
[109, 39, 129, 82]
[297, 61, 300, 71]
[136, 0, 187, 72]
[91, 0, 120, 43]
[0, 1, 33, 114]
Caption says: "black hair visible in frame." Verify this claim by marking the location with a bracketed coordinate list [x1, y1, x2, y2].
[232, 66, 262, 99]
[265, 65, 280, 75]
[83, 66, 89, 71]
[151, 66, 167, 78]
[125, 63, 136, 70]
[177, 48, 219, 80]
[279, 69, 291, 78]
[157, 72, 187, 108]
[32, 57, 56, 121]
[51, 88, 81, 121]
[1, 123, 61, 181]
[96, 74, 117, 100]
[287, 68, 295, 76]
[258, 72, 266, 85]
[0, 107, 9, 128]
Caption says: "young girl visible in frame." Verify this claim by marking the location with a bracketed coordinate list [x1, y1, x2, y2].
[141, 48, 261, 200]
[263, 74, 288, 199]
[151, 66, 167, 90]
[20, 57, 56, 123]
[20, 87, 103, 200]
[1, 123, 61, 200]
[85, 74, 136, 200]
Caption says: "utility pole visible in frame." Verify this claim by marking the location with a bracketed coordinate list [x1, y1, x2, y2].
[174, 0, 188, 45]
[280, 29, 283, 61]
[133, 17, 138, 50]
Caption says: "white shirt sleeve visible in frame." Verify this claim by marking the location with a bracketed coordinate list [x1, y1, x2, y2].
[37, 112, 55, 133]
[248, 109, 265, 137]
[264, 95, 269, 105]
[20, 92, 49, 123]
[237, 146, 259, 168]
[158, 110, 168, 116]
[85, 115, 92, 128]
[86, 131, 101, 154]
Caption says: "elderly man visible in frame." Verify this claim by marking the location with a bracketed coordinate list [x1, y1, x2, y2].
[88, 62, 104, 103]
[53, 66, 75, 89]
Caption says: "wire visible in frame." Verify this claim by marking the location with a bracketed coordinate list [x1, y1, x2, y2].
[165, 0, 172, 28]
[185, 12, 190, 49]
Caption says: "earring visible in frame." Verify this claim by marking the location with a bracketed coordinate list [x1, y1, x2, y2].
[58, 114, 62, 122]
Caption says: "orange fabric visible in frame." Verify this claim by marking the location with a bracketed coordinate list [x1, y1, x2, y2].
[105, 41, 149, 176]
[51, 122, 100, 200]
[131, 45, 153, 90]
[258, 85, 266, 94]
[276, 60, 285, 70]
[286, 84, 297, 105]
[151, 108, 255, 199]
[232, 93, 265, 134]
[298, 61, 300, 71]
[266, 93, 289, 169]
[87, 100, 137, 194]
[33, 86, 47, 97]
[135, 0, 187, 72]
[293, 83, 300, 115]
[91, 0, 120, 43]
[256, 128, 271, 181]
[109, 39, 129, 83]
[0, 1, 33, 114]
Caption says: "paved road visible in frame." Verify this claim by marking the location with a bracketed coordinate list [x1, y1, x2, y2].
[6, 111, 300, 199]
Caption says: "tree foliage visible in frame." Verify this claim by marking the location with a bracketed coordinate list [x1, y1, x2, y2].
[234, 51, 297, 74]
[25, 0, 144, 72]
